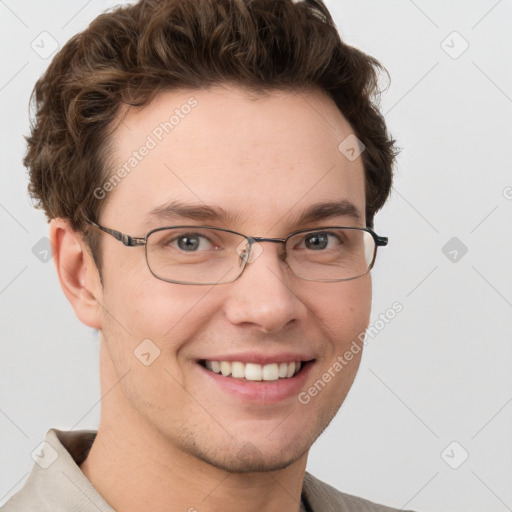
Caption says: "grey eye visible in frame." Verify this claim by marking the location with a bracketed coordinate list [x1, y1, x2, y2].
[169, 233, 213, 251]
[303, 232, 330, 250]
[177, 235, 200, 251]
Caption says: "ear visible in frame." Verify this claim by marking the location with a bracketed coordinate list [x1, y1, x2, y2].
[50, 218, 103, 329]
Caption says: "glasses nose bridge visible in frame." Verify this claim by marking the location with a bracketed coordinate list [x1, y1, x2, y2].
[240, 236, 287, 267]
[249, 236, 287, 255]
[250, 236, 286, 245]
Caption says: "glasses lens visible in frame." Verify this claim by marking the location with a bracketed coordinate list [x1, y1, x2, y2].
[146, 227, 247, 284]
[286, 228, 376, 281]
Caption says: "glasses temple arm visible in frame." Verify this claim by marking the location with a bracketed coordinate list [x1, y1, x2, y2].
[374, 235, 388, 247]
[88, 222, 145, 247]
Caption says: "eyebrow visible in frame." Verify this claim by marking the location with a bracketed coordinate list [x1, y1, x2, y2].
[144, 201, 238, 226]
[294, 200, 362, 225]
[143, 199, 363, 229]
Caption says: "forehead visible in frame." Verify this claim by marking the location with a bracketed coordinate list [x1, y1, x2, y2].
[103, 85, 366, 232]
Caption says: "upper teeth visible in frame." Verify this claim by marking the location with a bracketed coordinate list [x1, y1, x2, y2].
[204, 360, 301, 381]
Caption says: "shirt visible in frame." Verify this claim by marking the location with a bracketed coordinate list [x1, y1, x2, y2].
[0, 428, 414, 512]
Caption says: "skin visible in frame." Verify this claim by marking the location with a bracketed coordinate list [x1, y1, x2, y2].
[51, 84, 371, 512]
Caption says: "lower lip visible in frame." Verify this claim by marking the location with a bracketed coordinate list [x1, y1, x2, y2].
[198, 362, 314, 404]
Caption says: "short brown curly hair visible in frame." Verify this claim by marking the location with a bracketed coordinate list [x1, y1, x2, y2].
[25, 0, 398, 269]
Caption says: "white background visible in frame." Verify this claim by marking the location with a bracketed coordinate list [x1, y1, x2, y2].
[1, 1, 511, 511]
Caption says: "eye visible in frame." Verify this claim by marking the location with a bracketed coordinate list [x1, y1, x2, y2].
[300, 232, 342, 250]
[170, 233, 214, 252]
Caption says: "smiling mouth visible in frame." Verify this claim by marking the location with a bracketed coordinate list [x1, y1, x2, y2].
[199, 360, 313, 381]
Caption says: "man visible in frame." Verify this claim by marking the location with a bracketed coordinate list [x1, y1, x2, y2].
[2, 0, 407, 510]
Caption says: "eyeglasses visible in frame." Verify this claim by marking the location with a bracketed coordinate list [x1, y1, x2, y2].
[87, 222, 388, 285]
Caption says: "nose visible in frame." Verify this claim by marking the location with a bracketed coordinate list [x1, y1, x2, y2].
[223, 241, 307, 333]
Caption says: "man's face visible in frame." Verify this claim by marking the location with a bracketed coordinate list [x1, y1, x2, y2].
[93, 85, 371, 472]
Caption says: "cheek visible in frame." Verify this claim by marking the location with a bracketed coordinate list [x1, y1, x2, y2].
[318, 278, 371, 383]
[101, 270, 222, 354]
[308, 274, 372, 345]
[345, 276, 372, 332]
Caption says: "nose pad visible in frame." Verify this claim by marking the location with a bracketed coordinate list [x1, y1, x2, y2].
[235, 239, 264, 265]
[235, 239, 250, 266]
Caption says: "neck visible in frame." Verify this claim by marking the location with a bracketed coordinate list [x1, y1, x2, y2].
[79, 338, 308, 512]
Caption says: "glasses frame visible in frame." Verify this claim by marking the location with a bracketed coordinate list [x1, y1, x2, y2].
[87, 221, 388, 285]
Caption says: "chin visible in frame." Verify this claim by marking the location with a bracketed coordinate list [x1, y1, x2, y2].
[176, 421, 322, 474]
[196, 442, 307, 473]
